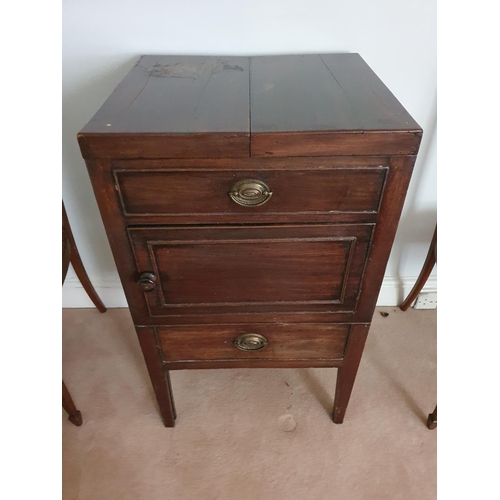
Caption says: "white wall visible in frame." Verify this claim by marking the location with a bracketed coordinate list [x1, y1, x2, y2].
[62, 0, 437, 307]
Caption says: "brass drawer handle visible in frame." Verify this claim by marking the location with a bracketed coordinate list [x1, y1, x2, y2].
[137, 272, 157, 292]
[233, 333, 268, 351]
[229, 179, 272, 207]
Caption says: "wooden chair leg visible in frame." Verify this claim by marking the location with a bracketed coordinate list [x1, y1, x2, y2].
[400, 226, 437, 311]
[62, 203, 107, 313]
[426, 405, 437, 430]
[63, 381, 83, 426]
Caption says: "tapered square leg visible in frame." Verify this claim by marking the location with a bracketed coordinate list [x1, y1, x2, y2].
[136, 326, 176, 427]
[333, 324, 370, 424]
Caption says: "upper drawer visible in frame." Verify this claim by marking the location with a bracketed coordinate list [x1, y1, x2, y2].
[112, 157, 388, 224]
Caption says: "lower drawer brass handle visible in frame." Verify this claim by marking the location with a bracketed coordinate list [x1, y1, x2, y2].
[233, 333, 268, 351]
[137, 272, 157, 292]
[229, 179, 272, 207]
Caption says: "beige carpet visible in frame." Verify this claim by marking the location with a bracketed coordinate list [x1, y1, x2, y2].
[62, 307, 436, 500]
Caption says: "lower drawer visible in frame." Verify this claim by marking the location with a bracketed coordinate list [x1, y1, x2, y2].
[157, 324, 350, 362]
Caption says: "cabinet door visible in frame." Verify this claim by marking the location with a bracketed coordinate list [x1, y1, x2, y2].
[128, 224, 373, 321]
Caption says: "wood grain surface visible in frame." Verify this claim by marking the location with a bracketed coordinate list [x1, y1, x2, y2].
[128, 224, 373, 319]
[157, 323, 350, 362]
[250, 54, 421, 133]
[78, 53, 421, 159]
[79, 54, 422, 425]
[115, 167, 387, 217]
[81, 55, 250, 134]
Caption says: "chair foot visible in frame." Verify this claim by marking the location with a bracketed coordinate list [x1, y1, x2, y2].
[426, 407, 437, 430]
[68, 410, 83, 426]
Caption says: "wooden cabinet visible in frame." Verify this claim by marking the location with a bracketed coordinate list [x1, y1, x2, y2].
[78, 54, 422, 427]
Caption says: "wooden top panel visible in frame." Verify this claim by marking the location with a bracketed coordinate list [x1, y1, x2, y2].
[78, 54, 421, 159]
[250, 53, 421, 133]
[80, 55, 250, 135]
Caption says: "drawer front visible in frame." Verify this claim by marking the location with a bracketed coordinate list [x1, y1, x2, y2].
[114, 166, 387, 221]
[128, 224, 373, 320]
[157, 324, 350, 362]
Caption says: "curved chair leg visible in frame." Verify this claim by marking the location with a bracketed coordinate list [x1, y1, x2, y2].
[63, 381, 83, 426]
[63, 203, 107, 313]
[426, 405, 437, 430]
[400, 226, 437, 311]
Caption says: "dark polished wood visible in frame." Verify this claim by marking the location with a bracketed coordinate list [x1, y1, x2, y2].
[62, 234, 83, 426]
[427, 405, 437, 430]
[250, 54, 420, 133]
[111, 156, 390, 226]
[251, 131, 421, 158]
[164, 358, 344, 370]
[127, 224, 373, 321]
[111, 155, 390, 170]
[136, 326, 176, 427]
[63, 232, 71, 284]
[400, 225, 437, 311]
[250, 54, 421, 157]
[333, 324, 370, 423]
[355, 156, 417, 321]
[79, 54, 421, 426]
[79, 55, 250, 159]
[135, 312, 357, 327]
[62, 234, 82, 427]
[62, 203, 107, 313]
[81, 56, 250, 135]
[63, 202, 109, 426]
[62, 381, 83, 426]
[115, 166, 387, 218]
[78, 133, 250, 160]
[399, 226, 437, 428]
[157, 324, 350, 363]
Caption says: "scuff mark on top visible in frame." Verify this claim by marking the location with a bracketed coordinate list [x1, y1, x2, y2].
[148, 59, 244, 79]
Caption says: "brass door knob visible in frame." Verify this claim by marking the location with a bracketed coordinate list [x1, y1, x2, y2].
[233, 333, 268, 351]
[137, 272, 157, 292]
[229, 179, 272, 207]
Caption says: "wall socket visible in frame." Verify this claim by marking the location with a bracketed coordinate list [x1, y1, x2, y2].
[413, 292, 437, 309]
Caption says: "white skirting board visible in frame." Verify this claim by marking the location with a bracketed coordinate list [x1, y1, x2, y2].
[62, 275, 437, 309]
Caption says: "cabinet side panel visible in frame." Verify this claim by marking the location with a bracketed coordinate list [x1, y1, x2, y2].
[354, 155, 417, 321]
[84, 159, 145, 320]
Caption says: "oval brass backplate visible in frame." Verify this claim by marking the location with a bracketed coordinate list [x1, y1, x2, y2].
[229, 179, 272, 207]
[233, 333, 268, 351]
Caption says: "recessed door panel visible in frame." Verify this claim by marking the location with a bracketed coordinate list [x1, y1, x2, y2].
[128, 224, 373, 318]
